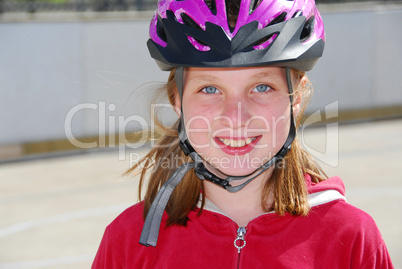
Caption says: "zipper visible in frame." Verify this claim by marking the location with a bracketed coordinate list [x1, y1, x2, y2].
[234, 227, 246, 269]
[234, 227, 246, 253]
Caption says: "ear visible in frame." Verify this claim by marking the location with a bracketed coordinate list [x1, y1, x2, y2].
[292, 75, 307, 115]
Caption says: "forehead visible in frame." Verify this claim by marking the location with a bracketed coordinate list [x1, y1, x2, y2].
[184, 66, 286, 83]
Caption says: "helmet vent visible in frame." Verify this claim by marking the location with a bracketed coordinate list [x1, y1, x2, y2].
[265, 12, 287, 27]
[225, 0, 240, 32]
[187, 36, 211, 51]
[204, 0, 217, 15]
[300, 16, 315, 42]
[249, 0, 262, 14]
[166, 10, 176, 20]
[254, 33, 275, 46]
[292, 10, 303, 18]
[181, 13, 203, 30]
[180, 13, 210, 51]
[253, 33, 277, 50]
[156, 16, 167, 43]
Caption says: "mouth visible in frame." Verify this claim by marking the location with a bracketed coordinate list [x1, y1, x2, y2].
[213, 136, 261, 155]
[216, 137, 258, 148]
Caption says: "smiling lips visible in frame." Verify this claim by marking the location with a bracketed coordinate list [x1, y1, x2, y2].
[214, 136, 261, 155]
[217, 137, 257, 147]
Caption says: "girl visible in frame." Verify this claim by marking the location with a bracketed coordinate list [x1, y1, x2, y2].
[93, 0, 394, 267]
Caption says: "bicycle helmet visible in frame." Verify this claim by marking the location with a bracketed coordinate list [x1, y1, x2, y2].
[140, 0, 325, 247]
[148, 0, 325, 71]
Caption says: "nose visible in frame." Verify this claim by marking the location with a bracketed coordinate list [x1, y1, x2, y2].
[219, 96, 251, 129]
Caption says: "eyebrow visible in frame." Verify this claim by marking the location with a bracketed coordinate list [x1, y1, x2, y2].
[186, 74, 218, 83]
[186, 71, 281, 84]
[250, 72, 279, 80]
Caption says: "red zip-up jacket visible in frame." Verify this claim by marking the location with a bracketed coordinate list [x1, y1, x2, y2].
[92, 176, 394, 268]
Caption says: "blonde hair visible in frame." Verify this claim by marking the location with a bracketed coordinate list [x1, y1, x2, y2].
[126, 68, 327, 225]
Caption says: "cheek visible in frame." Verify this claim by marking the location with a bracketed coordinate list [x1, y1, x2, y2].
[249, 96, 290, 124]
[267, 100, 291, 146]
[249, 98, 291, 145]
[183, 105, 215, 147]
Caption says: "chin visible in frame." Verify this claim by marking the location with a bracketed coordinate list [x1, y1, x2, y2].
[223, 169, 258, 178]
[208, 161, 262, 178]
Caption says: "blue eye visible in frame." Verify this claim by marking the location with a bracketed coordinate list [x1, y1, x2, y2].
[202, 86, 221, 94]
[252, 84, 271, 93]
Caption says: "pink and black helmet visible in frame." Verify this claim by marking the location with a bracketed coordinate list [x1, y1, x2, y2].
[148, 0, 325, 71]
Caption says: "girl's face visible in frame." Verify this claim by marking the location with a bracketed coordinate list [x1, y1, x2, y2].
[179, 66, 298, 176]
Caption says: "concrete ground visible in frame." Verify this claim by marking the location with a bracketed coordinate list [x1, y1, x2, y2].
[0, 118, 401, 268]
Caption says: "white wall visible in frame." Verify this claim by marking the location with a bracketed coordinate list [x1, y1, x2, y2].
[1, 5, 402, 145]
[308, 7, 402, 112]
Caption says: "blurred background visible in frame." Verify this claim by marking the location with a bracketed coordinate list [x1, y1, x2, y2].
[1, 0, 402, 268]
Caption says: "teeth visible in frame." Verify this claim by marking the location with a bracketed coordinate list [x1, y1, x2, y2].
[218, 137, 256, 148]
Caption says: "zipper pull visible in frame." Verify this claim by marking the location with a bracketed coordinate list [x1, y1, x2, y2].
[234, 227, 246, 253]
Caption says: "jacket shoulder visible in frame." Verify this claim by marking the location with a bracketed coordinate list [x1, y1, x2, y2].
[92, 202, 146, 268]
[108, 202, 145, 231]
[314, 198, 380, 235]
